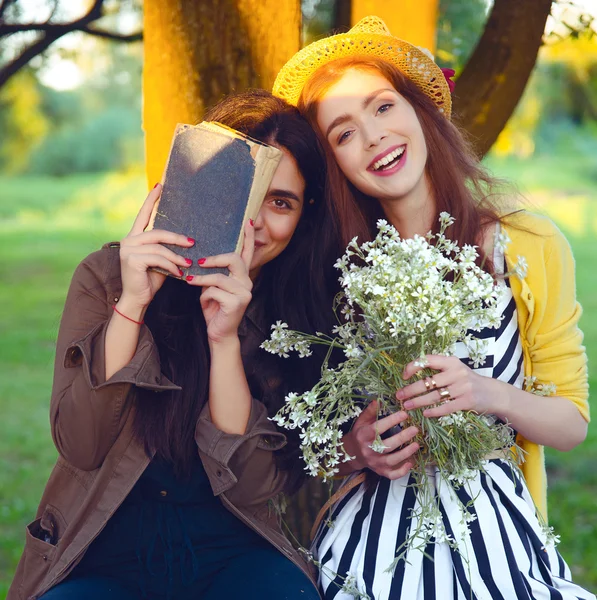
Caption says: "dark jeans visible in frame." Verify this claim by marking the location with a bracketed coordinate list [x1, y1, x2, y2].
[40, 548, 320, 600]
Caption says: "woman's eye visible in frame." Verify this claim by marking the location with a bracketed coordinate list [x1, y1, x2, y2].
[377, 103, 393, 115]
[272, 198, 291, 209]
[337, 130, 353, 144]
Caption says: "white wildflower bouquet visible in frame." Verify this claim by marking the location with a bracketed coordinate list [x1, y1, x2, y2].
[262, 213, 524, 562]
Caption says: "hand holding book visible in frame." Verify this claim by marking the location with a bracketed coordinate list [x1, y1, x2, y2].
[186, 219, 255, 345]
[117, 183, 195, 317]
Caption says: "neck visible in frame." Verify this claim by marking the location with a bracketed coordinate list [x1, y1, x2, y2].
[377, 176, 436, 238]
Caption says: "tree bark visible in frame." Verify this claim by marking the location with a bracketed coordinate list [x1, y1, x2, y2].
[452, 0, 553, 157]
[143, 0, 301, 187]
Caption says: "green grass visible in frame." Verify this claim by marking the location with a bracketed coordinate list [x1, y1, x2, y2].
[0, 168, 596, 595]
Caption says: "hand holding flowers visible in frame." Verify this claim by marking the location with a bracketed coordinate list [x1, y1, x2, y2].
[339, 400, 420, 479]
[398, 354, 507, 418]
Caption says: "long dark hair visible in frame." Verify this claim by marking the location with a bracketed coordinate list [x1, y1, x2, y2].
[299, 56, 507, 270]
[134, 90, 337, 486]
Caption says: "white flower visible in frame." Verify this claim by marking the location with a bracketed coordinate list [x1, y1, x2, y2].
[494, 228, 511, 253]
[513, 255, 528, 279]
[369, 436, 388, 454]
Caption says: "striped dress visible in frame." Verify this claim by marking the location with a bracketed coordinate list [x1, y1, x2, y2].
[312, 244, 595, 600]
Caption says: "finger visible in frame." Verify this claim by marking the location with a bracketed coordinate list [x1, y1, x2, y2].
[370, 410, 410, 436]
[199, 286, 232, 312]
[129, 253, 183, 279]
[403, 390, 448, 411]
[129, 184, 162, 236]
[187, 273, 251, 298]
[402, 354, 456, 380]
[385, 441, 420, 468]
[354, 400, 379, 427]
[197, 252, 248, 279]
[396, 372, 450, 402]
[381, 425, 419, 452]
[122, 244, 193, 269]
[124, 228, 195, 249]
[240, 219, 255, 270]
[385, 459, 416, 480]
[423, 397, 467, 419]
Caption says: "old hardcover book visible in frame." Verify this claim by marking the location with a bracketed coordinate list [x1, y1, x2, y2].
[149, 121, 282, 277]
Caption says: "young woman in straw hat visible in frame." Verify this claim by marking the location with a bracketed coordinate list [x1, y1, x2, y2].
[273, 16, 593, 600]
[8, 90, 336, 600]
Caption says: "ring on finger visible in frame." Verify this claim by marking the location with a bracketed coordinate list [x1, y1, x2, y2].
[439, 387, 452, 401]
[429, 378, 438, 391]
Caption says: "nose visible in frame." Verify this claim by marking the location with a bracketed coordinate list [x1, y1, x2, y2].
[253, 209, 265, 229]
[363, 122, 387, 149]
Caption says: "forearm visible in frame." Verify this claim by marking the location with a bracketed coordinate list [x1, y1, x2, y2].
[491, 379, 588, 451]
[105, 295, 147, 381]
[208, 336, 252, 435]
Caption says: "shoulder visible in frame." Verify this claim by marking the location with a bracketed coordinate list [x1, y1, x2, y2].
[501, 210, 571, 260]
[71, 242, 122, 292]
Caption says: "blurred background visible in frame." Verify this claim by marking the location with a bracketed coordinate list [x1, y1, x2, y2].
[0, 0, 596, 595]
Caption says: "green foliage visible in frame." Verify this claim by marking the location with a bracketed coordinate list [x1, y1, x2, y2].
[436, 0, 489, 70]
[0, 36, 143, 176]
[29, 107, 143, 176]
[0, 69, 49, 173]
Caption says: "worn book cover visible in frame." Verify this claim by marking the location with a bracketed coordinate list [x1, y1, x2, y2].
[149, 122, 283, 277]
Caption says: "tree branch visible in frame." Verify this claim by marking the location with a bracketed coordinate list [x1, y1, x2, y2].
[0, 31, 57, 88]
[0, 0, 142, 89]
[453, 0, 553, 157]
[81, 26, 142, 42]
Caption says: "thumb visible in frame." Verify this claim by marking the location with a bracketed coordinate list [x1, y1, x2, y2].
[357, 399, 379, 425]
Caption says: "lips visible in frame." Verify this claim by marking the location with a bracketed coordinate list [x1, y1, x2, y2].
[367, 144, 406, 171]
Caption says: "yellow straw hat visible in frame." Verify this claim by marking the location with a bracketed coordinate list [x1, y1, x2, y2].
[273, 16, 452, 119]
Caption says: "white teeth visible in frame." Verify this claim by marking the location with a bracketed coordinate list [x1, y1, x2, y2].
[372, 147, 405, 171]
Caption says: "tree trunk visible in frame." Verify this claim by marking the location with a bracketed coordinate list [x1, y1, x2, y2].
[453, 0, 552, 157]
[143, 0, 301, 187]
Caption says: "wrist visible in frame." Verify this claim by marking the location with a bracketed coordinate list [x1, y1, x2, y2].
[208, 334, 241, 353]
[113, 295, 147, 324]
[488, 377, 513, 421]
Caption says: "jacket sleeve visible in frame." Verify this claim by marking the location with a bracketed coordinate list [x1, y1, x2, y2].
[526, 219, 589, 420]
[195, 398, 291, 507]
[50, 248, 180, 471]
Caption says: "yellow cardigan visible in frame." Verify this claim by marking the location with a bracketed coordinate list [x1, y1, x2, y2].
[502, 211, 590, 520]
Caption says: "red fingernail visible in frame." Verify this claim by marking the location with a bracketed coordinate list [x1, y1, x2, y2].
[198, 258, 206, 265]
[249, 219, 254, 226]
[186, 275, 194, 282]
[153, 182, 160, 189]
[178, 269, 184, 277]
[187, 237, 195, 245]
[185, 258, 192, 266]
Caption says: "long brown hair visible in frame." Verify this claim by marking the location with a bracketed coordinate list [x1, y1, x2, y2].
[298, 56, 507, 269]
[135, 90, 338, 485]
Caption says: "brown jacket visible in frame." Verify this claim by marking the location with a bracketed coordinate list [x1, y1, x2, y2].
[8, 244, 320, 600]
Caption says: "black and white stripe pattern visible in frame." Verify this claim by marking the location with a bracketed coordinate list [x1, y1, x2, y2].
[312, 244, 595, 600]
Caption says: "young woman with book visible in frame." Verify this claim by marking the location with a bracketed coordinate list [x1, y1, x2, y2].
[272, 16, 593, 600]
[9, 90, 336, 600]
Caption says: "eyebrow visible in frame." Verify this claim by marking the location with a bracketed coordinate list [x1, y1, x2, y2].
[266, 189, 302, 204]
[325, 88, 396, 139]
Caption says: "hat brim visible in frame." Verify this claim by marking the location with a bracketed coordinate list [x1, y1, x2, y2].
[273, 32, 452, 119]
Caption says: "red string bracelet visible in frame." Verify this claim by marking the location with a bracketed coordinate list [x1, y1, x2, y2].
[112, 304, 144, 325]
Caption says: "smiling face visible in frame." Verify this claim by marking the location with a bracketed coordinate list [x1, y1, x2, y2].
[316, 68, 431, 207]
[249, 146, 305, 277]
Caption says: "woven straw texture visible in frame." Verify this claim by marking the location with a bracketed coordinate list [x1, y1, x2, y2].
[273, 16, 452, 119]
